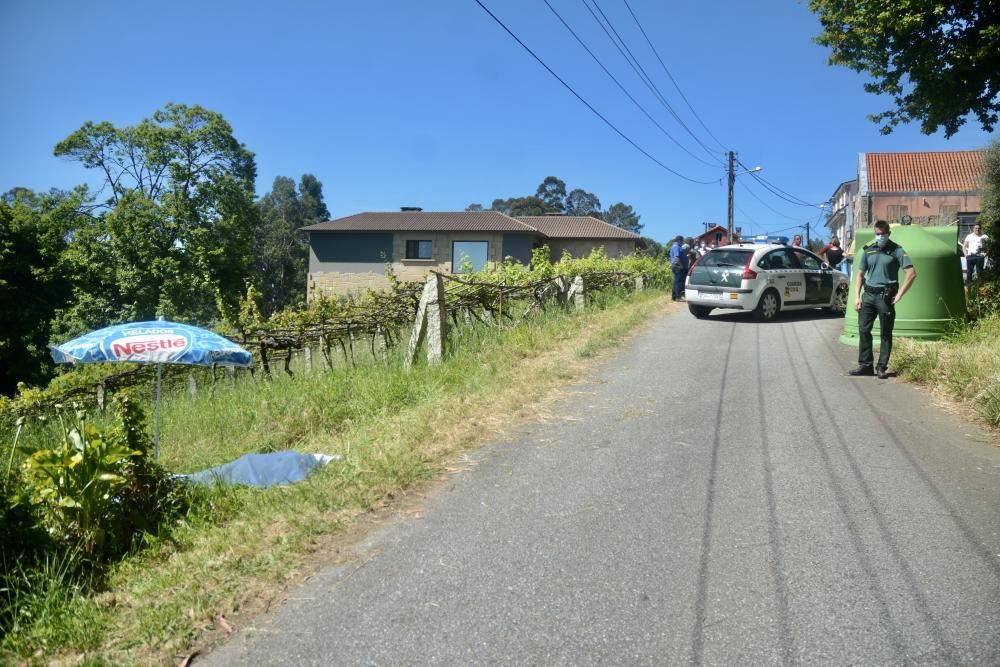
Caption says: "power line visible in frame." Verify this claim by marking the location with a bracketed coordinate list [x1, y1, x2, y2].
[737, 158, 826, 208]
[473, 0, 719, 185]
[581, 0, 724, 166]
[737, 179, 815, 222]
[542, 0, 719, 169]
[733, 202, 760, 235]
[621, 0, 728, 152]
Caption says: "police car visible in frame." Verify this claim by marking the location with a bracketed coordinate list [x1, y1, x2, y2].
[685, 243, 850, 320]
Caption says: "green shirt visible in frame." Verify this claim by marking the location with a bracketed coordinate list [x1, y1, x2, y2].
[858, 241, 912, 287]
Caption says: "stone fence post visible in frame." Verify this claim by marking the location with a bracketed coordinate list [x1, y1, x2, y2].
[405, 272, 447, 368]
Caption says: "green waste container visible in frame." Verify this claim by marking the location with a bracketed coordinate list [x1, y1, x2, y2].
[840, 225, 965, 346]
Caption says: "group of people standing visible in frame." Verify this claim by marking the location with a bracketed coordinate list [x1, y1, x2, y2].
[669, 235, 717, 301]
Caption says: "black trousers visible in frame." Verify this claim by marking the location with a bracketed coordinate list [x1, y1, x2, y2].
[672, 266, 686, 299]
[966, 254, 985, 282]
[858, 289, 895, 369]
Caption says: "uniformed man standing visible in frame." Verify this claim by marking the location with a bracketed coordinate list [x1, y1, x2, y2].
[848, 220, 918, 379]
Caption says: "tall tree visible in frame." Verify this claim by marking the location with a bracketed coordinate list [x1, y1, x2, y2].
[53, 103, 259, 327]
[979, 139, 1000, 270]
[0, 188, 82, 395]
[253, 174, 328, 315]
[298, 174, 330, 221]
[535, 176, 567, 213]
[810, 0, 1000, 136]
[603, 202, 642, 234]
[564, 189, 602, 217]
[490, 196, 549, 217]
[465, 203, 484, 211]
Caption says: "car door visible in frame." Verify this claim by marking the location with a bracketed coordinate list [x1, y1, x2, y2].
[792, 248, 832, 303]
[760, 248, 805, 304]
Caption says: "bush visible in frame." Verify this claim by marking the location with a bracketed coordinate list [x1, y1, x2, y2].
[17, 397, 186, 562]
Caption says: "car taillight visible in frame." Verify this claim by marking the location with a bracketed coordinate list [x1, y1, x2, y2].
[742, 257, 757, 280]
[688, 255, 702, 276]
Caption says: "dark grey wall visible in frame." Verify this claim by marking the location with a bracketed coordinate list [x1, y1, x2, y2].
[502, 234, 535, 265]
[309, 232, 394, 272]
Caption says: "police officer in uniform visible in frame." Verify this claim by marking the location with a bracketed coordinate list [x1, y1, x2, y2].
[848, 220, 917, 379]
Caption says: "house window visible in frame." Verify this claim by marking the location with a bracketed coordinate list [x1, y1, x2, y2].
[452, 241, 488, 273]
[939, 205, 959, 224]
[886, 204, 909, 221]
[405, 240, 433, 260]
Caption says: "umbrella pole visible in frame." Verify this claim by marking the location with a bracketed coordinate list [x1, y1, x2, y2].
[154, 363, 162, 461]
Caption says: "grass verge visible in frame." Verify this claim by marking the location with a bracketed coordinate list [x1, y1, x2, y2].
[2, 288, 674, 666]
[893, 311, 1000, 429]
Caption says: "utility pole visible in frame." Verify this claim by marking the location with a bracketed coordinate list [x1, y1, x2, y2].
[726, 151, 735, 243]
[805, 221, 811, 247]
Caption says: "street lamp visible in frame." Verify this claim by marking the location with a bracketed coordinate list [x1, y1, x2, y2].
[727, 151, 761, 242]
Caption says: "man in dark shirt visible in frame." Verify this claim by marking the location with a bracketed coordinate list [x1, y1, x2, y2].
[669, 235, 689, 301]
[848, 221, 917, 379]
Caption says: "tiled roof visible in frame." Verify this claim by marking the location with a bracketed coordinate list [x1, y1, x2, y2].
[516, 216, 640, 239]
[301, 211, 537, 233]
[866, 151, 984, 192]
[302, 212, 640, 240]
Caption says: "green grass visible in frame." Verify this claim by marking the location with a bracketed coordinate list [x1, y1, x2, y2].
[1, 287, 671, 665]
[894, 311, 1000, 428]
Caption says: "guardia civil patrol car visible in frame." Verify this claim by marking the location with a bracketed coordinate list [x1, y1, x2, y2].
[684, 243, 849, 320]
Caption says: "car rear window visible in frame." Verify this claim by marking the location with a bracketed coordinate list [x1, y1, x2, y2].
[699, 249, 753, 267]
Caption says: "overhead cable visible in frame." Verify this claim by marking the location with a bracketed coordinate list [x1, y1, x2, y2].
[737, 179, 815, 222]
[738, 158, 826, 208]
[542, 0, 719, 169]
[583, 0, 723, 165]
[621, 0, 728, 152]
[473, 0, 719, 185]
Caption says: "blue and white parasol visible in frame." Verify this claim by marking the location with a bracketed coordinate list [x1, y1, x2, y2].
[50, 320, 253, 459]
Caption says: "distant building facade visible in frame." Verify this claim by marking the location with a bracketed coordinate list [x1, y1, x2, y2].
[302, 210, 641, 297]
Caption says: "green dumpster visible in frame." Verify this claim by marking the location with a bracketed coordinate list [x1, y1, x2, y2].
[840, 225, 965, 346]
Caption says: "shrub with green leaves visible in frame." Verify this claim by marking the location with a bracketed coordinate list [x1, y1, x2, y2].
[18, 397, 185, 561]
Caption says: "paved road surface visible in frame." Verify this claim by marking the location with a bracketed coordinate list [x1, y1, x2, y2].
[203, 308, 1000, 666]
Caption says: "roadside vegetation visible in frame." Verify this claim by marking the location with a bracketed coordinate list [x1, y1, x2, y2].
[0, 263, 671, 665]
[893, 279, 1000, 429]
[893, 140, 1000, 430]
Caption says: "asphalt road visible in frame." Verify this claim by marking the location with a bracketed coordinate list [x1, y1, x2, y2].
[202, 306, 1000, 666]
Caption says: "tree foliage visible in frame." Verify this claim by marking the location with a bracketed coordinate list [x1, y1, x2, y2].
[809, 0, 1000, 137]
[564, 188, 602, 217]
[52, 103, 260, 330]
[486, 178, 639, 230]
[980, 139, 1000, 267]
[490, 195, 550, 217]
[603, 202, 642, 234]
[253, 174, 329, 315]
[0, 189, 83, 395]
[535, 176, 567, 212]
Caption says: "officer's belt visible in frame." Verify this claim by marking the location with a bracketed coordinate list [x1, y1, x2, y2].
[863, 283, 897, 294]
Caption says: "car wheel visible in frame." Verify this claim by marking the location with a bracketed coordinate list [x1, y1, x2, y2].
[826, 284, 848, 315]
[689, 304, 712, 319]
[754, 289, 780, 321]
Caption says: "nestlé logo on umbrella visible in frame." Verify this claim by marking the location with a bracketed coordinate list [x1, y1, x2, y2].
[102, 327, 191, 363]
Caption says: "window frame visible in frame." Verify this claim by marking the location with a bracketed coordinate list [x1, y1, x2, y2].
[451, 240, 489, 273]
[404, 239, 434, 260]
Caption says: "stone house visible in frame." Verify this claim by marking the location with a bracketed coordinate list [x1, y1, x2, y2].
[301, 210, 641, 297]
[825, 179, 858, 246]
[694, 224, 730, 247]
[855, 150, 983, 239]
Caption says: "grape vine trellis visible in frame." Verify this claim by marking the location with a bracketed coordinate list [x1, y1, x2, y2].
[0, 251, 670, 427]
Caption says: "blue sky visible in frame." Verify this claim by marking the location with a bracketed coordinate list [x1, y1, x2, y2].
[0, 0, 992, 245]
